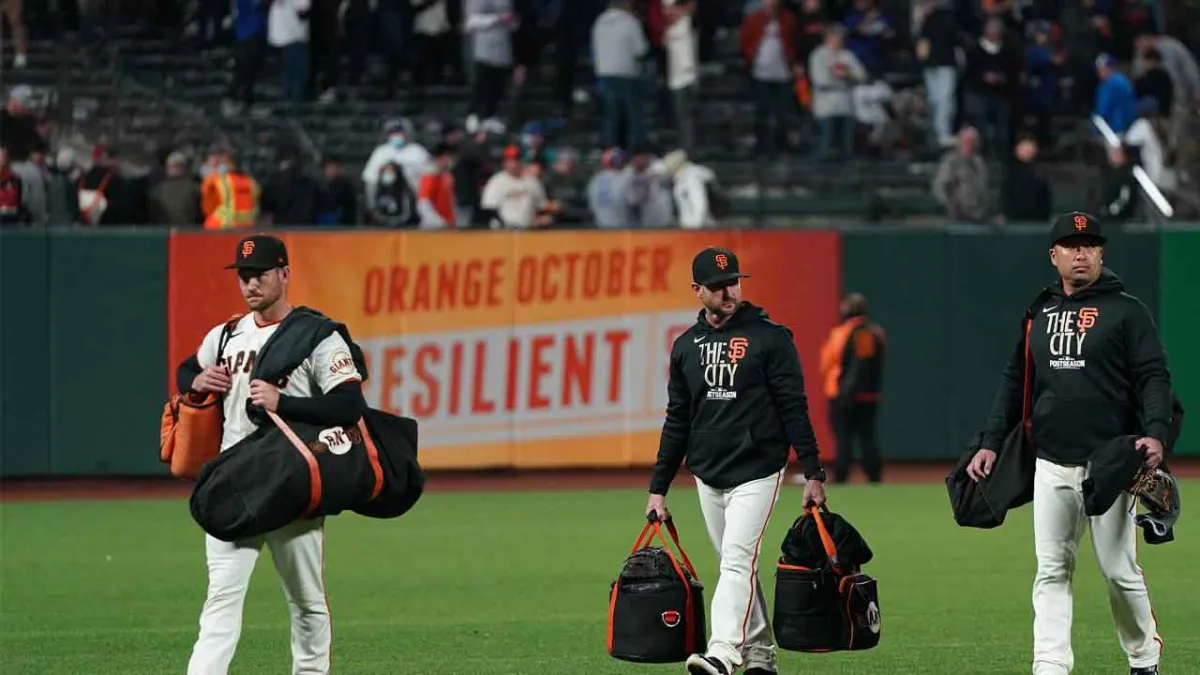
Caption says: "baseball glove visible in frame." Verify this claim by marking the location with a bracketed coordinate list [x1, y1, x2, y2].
[1128, 463, 1180, 517]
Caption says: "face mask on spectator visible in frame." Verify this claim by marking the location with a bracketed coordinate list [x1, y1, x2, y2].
[380, 171, 397, 186]
[389, 135, 407, 149]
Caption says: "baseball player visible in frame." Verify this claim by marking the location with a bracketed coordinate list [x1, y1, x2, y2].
[965, 212, 1171, 675]
[177, 234, 366, 675]
[647, 247, 828, 675]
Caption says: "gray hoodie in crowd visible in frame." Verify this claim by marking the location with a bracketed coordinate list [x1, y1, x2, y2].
[591, 6, 648, 78]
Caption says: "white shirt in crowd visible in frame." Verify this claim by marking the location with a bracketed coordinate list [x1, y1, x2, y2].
[196, 314, 362, 451]
[480, 170, 548, 228]
[672, 163, 717, 228]
[663, 0, 698, 91]
[268, 0, 311, 47]
[1123, 117, 1167, 188]
[413, 0, 451, 36]
[852, 80, 894, 126]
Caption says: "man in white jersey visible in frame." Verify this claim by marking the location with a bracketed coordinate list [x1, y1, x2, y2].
[179, 234, 365, 675]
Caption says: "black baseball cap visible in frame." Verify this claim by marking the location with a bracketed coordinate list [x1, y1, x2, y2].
[1050, 211, 1106, 247]
[225, 234, 289, 270]
[692, 247, 750, 286]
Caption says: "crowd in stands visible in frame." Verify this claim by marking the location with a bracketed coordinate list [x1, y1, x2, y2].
[2, 0, 1198, 228]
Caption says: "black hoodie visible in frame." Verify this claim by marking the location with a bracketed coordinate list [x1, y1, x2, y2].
[981, 269, 1173, 466]
[649, 301, 823, 495]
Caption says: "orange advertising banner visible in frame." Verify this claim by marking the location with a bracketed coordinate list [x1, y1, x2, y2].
[168, 230, 841, 470]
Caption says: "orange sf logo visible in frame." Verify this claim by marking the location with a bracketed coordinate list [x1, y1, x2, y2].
[1074, 215, 1088, 231]
[241, 241, 255, 257]
[728, 337, 749, 363]
[1078, 307, 1099, 332]
[715, 254, 728, 269]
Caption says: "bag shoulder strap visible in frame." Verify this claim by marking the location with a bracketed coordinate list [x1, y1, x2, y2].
[216, 314, 244, 364]
[629, 516, 700, 581]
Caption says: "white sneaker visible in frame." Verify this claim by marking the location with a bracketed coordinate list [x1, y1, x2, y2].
[685, 654, 730, 675]
[14, 53, 27, 68]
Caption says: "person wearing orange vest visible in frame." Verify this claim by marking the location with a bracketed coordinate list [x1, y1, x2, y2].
[202, 150, 261, 229]
[818, 292, 887, 484]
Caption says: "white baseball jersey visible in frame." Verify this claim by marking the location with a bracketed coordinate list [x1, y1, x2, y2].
[196, 314, 362, 451]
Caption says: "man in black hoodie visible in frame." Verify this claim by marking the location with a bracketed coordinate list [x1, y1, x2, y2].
[965, 212, 1171, 675]
[646, 247, 827, 675]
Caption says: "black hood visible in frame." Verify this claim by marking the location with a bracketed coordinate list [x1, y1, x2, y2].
[692, 301, 773, 334]
[1050, 267, 1125, 300]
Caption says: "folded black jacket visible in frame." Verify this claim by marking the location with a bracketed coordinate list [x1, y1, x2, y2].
[780, 508, 873, 572]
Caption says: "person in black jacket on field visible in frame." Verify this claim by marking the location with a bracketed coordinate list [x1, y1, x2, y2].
[965, 212, 1171, 675]
[646, 246, 827, 675]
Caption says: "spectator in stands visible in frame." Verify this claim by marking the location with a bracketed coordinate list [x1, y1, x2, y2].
[1124, 97, 1168, 190]
[593, 0, 650, 151]
[840, 0, 893, 75]
[552, 0, 604, 122]
[914, 0, 959, 148]
[77, 146, 128, 226]
[740, 0, 802, 159]
[0, 148, 27, 225]
[1022, 21, 1061, 149]
[147, 151, 202, 226]
[361, 119, 433, 214]
[1134, 31, 1200, 168]
[518, 121, 554, 170]
[662, 0, 699, 156]
[479, 143, 549, 228]
[309, 0, 344, 104]
[999, 135, 1053, 224]
[259, 147, 321, 226]
[315, 156, 359, 226]
[268, 0, 313, 103]
[852, 70, 894, 157]
[45, 148, 81, 227]
[224, 0, 269, 117]
[465, 0, 517, 132]
[662, 149, 716, 228]
[200, 147, 261, 229]
[2, 0, 27, 68]
[1094, 53, 1137, 135]
[0, 85, 47, 221]
[963, 16, 1021, 158]
[413, 0, 458, 91]
[625, 147, 674, 227]
[1101, 143, 1137, 222]
[542, 147, 590, 227]
[588, 148, 633, 228]
[451, 121, 494, 227]
[808, 24, 865, 160]
[932, 126, 991, 224]
[1133, 48, 1174, 121]
[369, 161, 419, 227]
[417, 142, 459, 228]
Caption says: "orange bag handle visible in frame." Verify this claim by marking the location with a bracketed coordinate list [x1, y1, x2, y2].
[806, 505, 844, 575]
[631, 513, 700, 581]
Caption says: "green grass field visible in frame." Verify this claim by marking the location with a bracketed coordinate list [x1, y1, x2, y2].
[2, 480, 1196, 674]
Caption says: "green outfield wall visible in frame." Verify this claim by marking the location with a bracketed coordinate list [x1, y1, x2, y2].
[0, 229, 169, 477]
[0, 227, 1192, 478]
[1160, 229, 1199, 456]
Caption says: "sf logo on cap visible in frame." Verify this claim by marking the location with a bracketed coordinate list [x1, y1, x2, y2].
[714, 254, 728, 269]
[1073, 215, 1088, 231]
[242, 241, 255, 257]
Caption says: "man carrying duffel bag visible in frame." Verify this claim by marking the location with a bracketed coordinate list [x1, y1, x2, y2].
[773, 505, 881, 653]
[607, 513, 706, 664]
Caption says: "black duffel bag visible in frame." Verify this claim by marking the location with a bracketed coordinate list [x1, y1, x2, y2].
[190, 408, 423, 542]
[607, 514, 706, 663]
[774, 506, 881, 653]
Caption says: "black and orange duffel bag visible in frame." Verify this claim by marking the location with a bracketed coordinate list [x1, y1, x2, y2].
[159, 391, 224, 480]
[773, 506, 881, 653]
[607, 513, 706, 664]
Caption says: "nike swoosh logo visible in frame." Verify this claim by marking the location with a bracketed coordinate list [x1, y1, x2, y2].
[228, 332, 242, 338]
[693, 336, 706, 343]
[1042, 306, 1056, 314]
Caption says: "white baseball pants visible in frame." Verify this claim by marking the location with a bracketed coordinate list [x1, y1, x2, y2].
[1031, 458, 1162, 674]
[694, 468, 785, 672]
[187, 517, 331, 675]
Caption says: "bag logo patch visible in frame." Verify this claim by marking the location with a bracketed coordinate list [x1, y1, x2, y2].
[318, 427, 354, 455]
[866, 601, 881, 634]
[661, 610, 682, 628]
